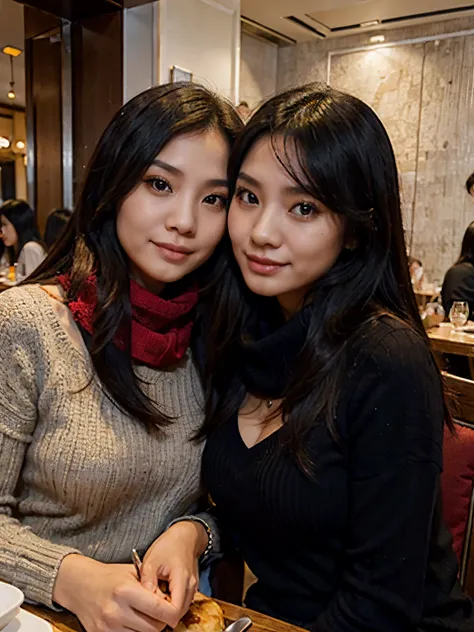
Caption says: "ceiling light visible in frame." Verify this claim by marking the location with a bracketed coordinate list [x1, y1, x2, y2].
[16, 141, 25, 150]
[0, 137, 11, 149]
[1, 46, 22, 57]
[6, 54, 16, 100]
[370, 35, 385, 44]
[361, 20, 380, 28]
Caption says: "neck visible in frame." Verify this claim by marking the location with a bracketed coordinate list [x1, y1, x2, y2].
[130, 266, 165, 296]
[277, 290, 306, 320]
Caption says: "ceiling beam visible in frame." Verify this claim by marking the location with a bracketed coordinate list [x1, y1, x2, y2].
[12, 0, 144, 21]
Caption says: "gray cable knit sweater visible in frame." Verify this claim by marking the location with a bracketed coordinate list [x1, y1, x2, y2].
[0, 285, 209, 607]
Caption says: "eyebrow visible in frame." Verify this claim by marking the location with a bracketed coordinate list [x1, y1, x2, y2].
[151, 159, 228, 188]
[238, 171, 309, 196]
[151, 159, 183, 177]
[237, 172, 260, 188]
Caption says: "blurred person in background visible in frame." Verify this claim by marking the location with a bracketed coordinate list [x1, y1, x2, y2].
[408, 256, 424, 290]
[0, 199, 46, 277]
[236, 101, 250, 121]
[442, 221, 474, 321]
[44, 208, 73, 250]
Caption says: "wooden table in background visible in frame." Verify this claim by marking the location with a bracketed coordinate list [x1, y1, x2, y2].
[27, 602, 305, 632]
[428, 323, 474, 358]
[415, 288, 440, 310]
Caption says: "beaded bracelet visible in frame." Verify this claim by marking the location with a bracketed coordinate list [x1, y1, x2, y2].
[167, 515, 213, 563]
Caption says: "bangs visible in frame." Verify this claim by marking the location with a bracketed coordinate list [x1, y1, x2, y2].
[269, 125, 369, 225]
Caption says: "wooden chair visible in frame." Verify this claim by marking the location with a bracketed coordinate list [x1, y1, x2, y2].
[442, 372, 474, 596]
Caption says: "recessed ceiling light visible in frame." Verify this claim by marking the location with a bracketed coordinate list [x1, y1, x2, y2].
[361, 20, 380, 28]
[0, 137, 11, 149]
[370, 35, 385, 44]
[16, 141, 25, 150]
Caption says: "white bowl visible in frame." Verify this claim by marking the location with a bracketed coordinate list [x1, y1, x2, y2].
[0, 582, 24, 631]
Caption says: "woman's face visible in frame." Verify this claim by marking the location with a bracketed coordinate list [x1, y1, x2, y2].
[0, 215, 18, 248]
[116, 129, 230, 293]
[228, 136, 346, 317]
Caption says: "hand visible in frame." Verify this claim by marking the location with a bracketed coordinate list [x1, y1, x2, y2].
[53, 554, 182, 632]
[140, 522, 208, 620]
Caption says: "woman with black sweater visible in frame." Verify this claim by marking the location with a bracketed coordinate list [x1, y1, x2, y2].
[442, 221, 474, 321]
[149, 85, 474, 631]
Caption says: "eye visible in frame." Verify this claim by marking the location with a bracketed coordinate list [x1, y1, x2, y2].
[290, 202, 317, 218]
[203, 194, 228, 209]
[146, 177, 172, 193]
[235, 188, 259, 205]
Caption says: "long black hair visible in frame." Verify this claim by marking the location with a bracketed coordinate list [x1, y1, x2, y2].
[201, 83, 452, 470]
[456, 221, 474, 265]
[0, 199, 42, 264]
[28, 82, 242, 430]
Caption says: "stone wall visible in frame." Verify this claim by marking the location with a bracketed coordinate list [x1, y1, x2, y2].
[240, 32, 277, 110]
[277, 17, 474, 282]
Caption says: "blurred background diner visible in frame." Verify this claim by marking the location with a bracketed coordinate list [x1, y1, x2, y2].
[0, 0, 474, 629]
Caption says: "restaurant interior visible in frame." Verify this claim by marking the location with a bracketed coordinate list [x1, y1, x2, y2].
[1, 1, 474, 631]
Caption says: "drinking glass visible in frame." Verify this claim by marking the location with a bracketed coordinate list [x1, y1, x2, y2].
[449, 301, 470, 331]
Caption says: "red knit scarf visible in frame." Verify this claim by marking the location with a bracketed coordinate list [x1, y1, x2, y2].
[57, 274, 199, 368]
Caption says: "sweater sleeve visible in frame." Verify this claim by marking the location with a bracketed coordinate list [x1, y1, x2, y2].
[0, 288, 80, 607]
[314, 327, 445, 632]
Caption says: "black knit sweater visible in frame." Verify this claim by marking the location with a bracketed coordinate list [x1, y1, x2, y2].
[202, 318, 474, 631]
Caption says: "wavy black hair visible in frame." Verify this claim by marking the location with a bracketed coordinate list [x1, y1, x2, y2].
[201, 83, 453, 470]
[28, 82, 242, 429]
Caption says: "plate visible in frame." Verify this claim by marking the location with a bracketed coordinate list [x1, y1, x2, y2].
[0, 583, 24, 631]
[3, 609, 53, 632]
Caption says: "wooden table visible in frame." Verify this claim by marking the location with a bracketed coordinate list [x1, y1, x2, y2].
[415, 288, 441, 310]
[428, 323, 474, 358]
[27, 602, 305, 632]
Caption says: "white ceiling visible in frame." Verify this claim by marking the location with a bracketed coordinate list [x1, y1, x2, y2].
[241, 0, 474, 42]
[0, 0, 25, 107]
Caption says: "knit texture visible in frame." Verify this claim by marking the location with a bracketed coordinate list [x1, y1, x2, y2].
[0, 285, 208, 607]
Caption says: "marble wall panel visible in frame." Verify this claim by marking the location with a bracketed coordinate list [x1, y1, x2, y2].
[276, 16, 474, 281]
[240, 33, 278, 109]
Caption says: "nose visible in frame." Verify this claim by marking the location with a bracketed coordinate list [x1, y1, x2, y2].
[165, 197, 197, 237]
[250, 205, 282, 249]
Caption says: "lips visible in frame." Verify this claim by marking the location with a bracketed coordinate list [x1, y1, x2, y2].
[245, 253, 287, 275]
[153, 241, 193, 254]
[153, 241, 194, 263]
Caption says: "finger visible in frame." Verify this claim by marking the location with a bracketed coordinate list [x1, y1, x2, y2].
[100, 601, 162, 632]
[125, 583, 183, 628]
[140, 559, 158, 592]
[123, 607, 168, 632]
[168, 569, 195, 615]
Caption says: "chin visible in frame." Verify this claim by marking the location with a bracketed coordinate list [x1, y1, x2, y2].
[242, 276, 281, 297]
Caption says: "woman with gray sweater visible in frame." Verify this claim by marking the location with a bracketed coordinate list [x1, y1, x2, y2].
[0, 83, 241, 632]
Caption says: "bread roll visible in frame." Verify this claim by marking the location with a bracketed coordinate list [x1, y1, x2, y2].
[174, 594, 225, 632]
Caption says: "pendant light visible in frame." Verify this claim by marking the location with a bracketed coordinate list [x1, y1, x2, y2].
[7, 55, 15, 100]
[1, 46, 22, 101]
